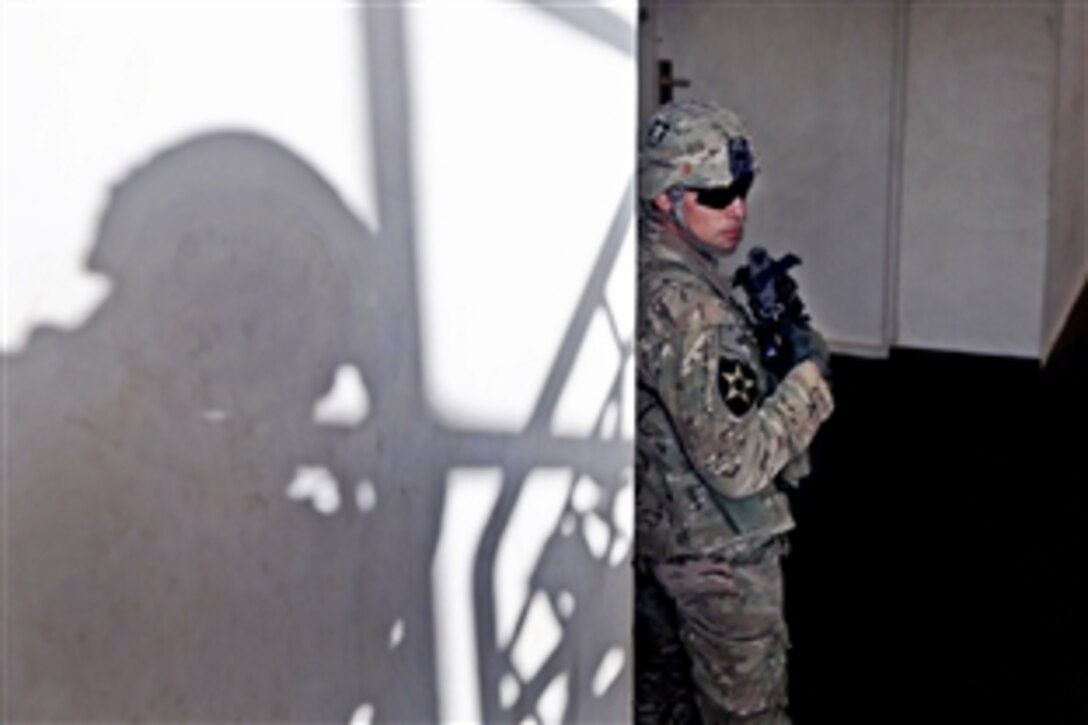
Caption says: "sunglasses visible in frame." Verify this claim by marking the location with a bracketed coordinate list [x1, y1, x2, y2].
[691, 173, 754, 210]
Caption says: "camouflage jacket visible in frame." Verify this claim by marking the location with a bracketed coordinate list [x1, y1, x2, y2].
[636, 219, 834, 564]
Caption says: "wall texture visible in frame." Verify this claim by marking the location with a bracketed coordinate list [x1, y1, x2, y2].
[2, 4, 635, 722]
[897, 2, 1058, 356]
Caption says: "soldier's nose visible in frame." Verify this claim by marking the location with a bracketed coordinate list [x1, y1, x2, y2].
[727, 197, 747, 220]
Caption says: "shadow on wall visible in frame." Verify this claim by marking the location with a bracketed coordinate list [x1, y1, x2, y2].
[3, 5, 633, 723]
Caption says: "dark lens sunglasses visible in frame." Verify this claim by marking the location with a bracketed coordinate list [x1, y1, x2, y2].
[692, 173, 754, 210]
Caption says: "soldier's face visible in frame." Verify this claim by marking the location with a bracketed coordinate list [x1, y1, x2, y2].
[656, 183, 750, 253]
[680, 189, 748, 252]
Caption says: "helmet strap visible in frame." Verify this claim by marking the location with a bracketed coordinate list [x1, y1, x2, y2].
[666, 186, 686, 227]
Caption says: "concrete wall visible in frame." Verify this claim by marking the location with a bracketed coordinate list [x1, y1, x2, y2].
[2, 4, 634, 722]
[1043, 0, 1088, 357]
[897, 2, 1058, 357]
[655, 2, 900, 355]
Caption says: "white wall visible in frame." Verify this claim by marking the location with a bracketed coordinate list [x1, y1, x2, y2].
[1043, 0, 1088, 357]
[896, 3, 1058, 357]
[2, 3, 635, 722]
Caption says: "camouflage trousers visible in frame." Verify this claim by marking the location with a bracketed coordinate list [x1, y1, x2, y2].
[636, 536, 790, 724]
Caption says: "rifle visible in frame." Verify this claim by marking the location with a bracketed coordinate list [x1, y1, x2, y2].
[732, 246, 814, 388]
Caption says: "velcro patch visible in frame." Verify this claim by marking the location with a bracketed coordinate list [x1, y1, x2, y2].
[717, 357, 758, 417]
[647, 118, 670, 147]
[728, 136, 754, 179]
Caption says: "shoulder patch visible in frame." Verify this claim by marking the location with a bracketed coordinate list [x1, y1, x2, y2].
[717, 357, 758, 417]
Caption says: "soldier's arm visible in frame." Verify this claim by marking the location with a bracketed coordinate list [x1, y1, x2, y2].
[653, 308, 833, 500]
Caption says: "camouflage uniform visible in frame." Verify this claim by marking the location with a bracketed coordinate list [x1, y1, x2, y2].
[635, 101, 834, 724]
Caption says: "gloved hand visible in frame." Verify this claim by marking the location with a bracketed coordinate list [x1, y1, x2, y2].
[788, 324, 831, 379]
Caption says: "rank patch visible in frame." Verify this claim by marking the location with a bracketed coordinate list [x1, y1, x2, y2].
[717, 357, 758, 417]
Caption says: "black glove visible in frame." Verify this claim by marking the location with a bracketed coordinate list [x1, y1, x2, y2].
[788, 324, 831, 379]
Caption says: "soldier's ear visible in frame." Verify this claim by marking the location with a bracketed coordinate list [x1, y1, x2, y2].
[653, 193, 673, 213]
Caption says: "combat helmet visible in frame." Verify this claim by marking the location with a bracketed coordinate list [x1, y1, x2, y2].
[639, 100, 759, 202]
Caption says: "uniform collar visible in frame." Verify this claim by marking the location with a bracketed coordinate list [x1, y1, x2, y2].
[641, 218, 747, 310]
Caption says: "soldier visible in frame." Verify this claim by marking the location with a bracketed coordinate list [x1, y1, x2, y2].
[635, 100, 834, 723]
